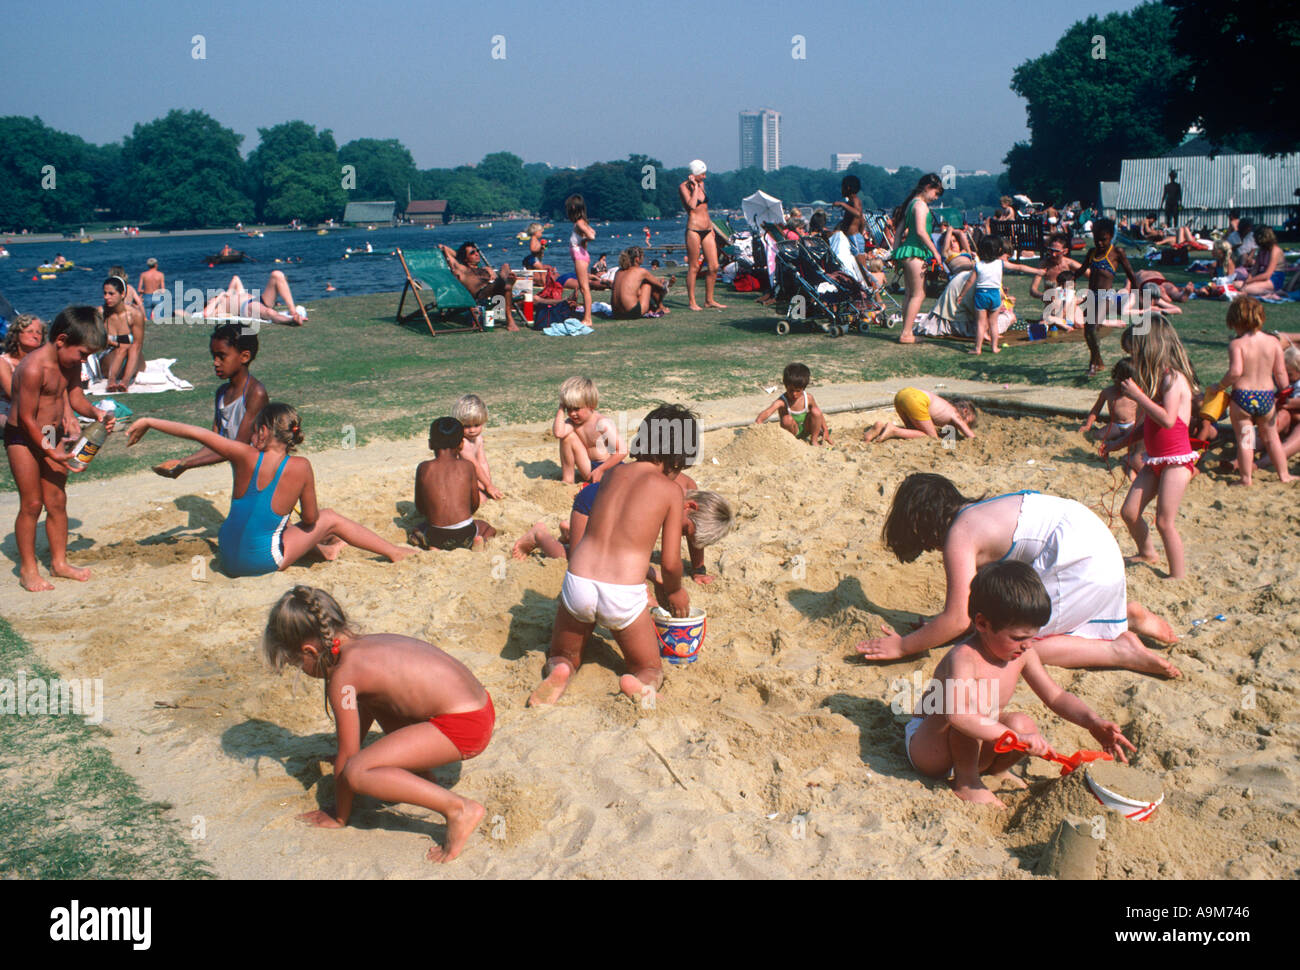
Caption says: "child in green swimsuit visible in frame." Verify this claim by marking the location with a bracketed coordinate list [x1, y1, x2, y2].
[755, 362, 831, 445]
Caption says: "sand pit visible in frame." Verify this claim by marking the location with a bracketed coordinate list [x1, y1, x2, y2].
[2, 393, 1299, 879]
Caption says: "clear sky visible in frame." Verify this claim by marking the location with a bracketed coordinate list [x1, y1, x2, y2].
[2, 0, 1145, 173]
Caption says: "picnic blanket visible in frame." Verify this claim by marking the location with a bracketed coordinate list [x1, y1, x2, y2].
[84, 357, 194, 395]
[541, 319, 595, 336]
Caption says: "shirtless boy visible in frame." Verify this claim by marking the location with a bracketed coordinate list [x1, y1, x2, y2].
[905, 561, 1136, 807]
[611, 247, 672, 319]
[529, 404, 697, 706]
[440, 243, 520, 332]
[865, 387, 977, 442]
[408, 417, 496, 550]
[6, 306, 114, 592]
[452, 393, 503, 500]
[553, 376, 625, 483]
[100, 275, 146, 392]
[138, 257, 166, 320]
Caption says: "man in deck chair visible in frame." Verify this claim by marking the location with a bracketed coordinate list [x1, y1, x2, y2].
[440, 242, 521, 332]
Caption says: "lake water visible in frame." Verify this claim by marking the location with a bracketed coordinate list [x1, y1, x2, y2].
[2, 215, 698, 321]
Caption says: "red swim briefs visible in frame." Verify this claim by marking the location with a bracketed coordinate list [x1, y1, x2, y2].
[429, 693, 495, 760]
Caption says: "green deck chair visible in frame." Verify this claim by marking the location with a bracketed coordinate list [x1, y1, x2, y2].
[396, 248, 483, 336]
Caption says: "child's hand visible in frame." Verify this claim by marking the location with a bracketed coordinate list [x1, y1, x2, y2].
[126, 418, 151, 446]
[1119, 378, 1142, 400]
[1089, 720, 1136, 763]
[666, 587, 691, 618]
[96, 409, 116, 433]
[1098, 440, 1112, 459]
[856, 624, 905, 660]
[1080, 417, 1095, 433]
[1019, 732, 1053, 759]
[487, 484, 504, 500]
[153, 459, 185, 479]
[45, 441, 75, 472]
[296, 809, 345, 829]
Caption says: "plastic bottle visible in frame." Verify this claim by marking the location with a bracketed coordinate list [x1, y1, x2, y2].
[68, 422, 108, 473]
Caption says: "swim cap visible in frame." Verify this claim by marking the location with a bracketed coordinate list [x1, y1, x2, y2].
[689, 160, 707, 176]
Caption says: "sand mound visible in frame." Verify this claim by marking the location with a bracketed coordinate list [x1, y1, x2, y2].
[3, 403, 1298, 878]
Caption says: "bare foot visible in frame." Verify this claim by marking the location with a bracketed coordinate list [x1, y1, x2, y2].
[317, 537, 344, 561]
[527, 662, 572, 707]
[989, 770, 1028, 790]
[1128, 601, 1178, 644]
[898, 334, 917, 344]
[619, 673, 657, 703]
[1113, 631, 1181, 678]
[511, 529, 538, 560]
[21, 570, 55, 592]
[863, 421, 884, 443]
[688, 303, 703, 311]
[991, 345, 1001, 354]
[1124, 553, 1161, 568]
[951, 783, 1006, 808]
[426, 798, 485, 863]
[50, 561, 91, 582]
[705, 300, 727, 309]
[406, 529, 429, 550]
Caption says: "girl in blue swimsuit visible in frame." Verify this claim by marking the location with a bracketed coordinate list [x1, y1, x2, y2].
[128, 403, 410, 577]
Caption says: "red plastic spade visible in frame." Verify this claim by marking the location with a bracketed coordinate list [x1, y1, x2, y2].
[994, 730, 1112, 776]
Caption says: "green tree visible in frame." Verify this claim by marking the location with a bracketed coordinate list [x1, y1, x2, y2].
[119, 110, 252, 228]
[1164, 0, 1300, 154]
[1003, 3, 1188, 203]
[0, 116, 100, 230]
[337, 138, 417, 202]
[247, 121, 344, 222]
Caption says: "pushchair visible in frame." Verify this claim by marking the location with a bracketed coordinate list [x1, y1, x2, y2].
[771, 236, 884, 337]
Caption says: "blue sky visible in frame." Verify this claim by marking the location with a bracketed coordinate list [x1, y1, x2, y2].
[3, 0, 1145, 172]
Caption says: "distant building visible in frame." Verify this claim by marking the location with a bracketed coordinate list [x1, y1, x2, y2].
[405, 200, 450, 225]
[342, 201, 396, 226]
[1115, 148, 1300, 229]
[740, 109, 781, 172]
[831, 153, 862, 172]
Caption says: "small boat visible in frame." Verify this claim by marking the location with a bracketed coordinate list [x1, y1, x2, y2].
[245, 231, 264, 238]
[0, 248, 9, 258]
[342, 246, 393, 258]
[206, 250, 247, 265]
[316, 229, 328, 235]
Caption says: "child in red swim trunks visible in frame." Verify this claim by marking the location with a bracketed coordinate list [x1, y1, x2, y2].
[262, 586, 493, 863]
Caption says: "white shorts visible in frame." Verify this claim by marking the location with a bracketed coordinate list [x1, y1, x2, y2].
[1009, 493, 1129, 639]
[560, 571, 647, 631]
[904, 716, 954, 780]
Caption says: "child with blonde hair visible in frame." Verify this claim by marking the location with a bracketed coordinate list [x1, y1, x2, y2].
[129, 403, 411, 576]
[452, 393, 503, 500]
[1207, 297, 1293, 486]
[552, 375, 624, 483]
[263, 585, 491, 862]
[1104, 317, 1199, 579]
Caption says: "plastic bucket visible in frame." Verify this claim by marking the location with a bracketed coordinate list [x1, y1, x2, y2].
[1085, 767, 1164, 822]
[1027, 321, 1048, 341]
[651, 607, 706, 664]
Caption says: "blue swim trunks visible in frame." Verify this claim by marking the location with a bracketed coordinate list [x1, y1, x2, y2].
[1231, 388, 1276, 417]
[974, 287, 1001, 311]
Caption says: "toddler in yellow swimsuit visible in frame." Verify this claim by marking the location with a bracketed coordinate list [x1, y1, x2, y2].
[865, 387, 978, 442]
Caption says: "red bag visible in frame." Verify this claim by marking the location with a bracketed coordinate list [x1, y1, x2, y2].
[732, 273, 761, 291]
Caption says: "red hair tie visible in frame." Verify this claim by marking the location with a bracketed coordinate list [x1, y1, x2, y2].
[330, 638, 340, 655]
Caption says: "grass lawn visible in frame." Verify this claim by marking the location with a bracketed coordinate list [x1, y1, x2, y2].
[0, 617, 212, 878]
[5, 260, 1299, 490]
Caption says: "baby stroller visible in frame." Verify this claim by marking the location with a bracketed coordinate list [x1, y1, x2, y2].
[771, 236, 881, 337]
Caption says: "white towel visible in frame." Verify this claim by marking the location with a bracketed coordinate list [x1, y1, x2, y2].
[85, 358, 194, 395]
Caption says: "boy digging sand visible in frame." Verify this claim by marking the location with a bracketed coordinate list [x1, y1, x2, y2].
[529, 404, 696, 707]
[865, 387, 977, 442]
[756, 362, 830, 445]
[905, 561, 1135, 807]
[408, 417, 496, 551]
[6, 306, 114, 592]
[553, 376, 625, 483]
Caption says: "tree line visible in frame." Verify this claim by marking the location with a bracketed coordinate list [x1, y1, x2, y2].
[0, 111, 1005, 233]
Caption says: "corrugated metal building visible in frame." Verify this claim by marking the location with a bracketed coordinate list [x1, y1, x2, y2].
[1098, 181, 1119, 219]
[1115, 153, 1300, 229]
[342, 201, 396, 225]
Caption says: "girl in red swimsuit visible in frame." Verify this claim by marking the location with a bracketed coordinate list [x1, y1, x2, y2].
[1110, 316, 1199, 579]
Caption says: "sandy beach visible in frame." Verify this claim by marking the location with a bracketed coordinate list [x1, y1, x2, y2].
[2, 381, 1297, 879]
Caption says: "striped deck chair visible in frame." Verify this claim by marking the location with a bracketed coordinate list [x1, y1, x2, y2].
[396, 248, 483, 336]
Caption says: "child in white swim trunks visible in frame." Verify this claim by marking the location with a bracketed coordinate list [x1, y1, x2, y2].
[528, 404, 696, 707]
[1080, 359, 1140, 450]
[904, 561, 1135, 807]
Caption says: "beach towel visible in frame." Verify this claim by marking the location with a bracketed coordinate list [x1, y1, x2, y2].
[541, 319, 594, 336]
[84, 358, 194, 395]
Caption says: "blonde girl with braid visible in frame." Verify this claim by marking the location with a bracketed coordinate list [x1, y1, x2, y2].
[263, 585, 493, 863]
[129, 403, 411, 577]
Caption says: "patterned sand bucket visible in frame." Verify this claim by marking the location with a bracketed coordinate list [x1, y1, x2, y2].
[651, 607, 707, 664]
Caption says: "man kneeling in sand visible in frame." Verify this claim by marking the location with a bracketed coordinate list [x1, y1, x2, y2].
[611, 246, 672, 320]
[529, 404, 696, 707]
